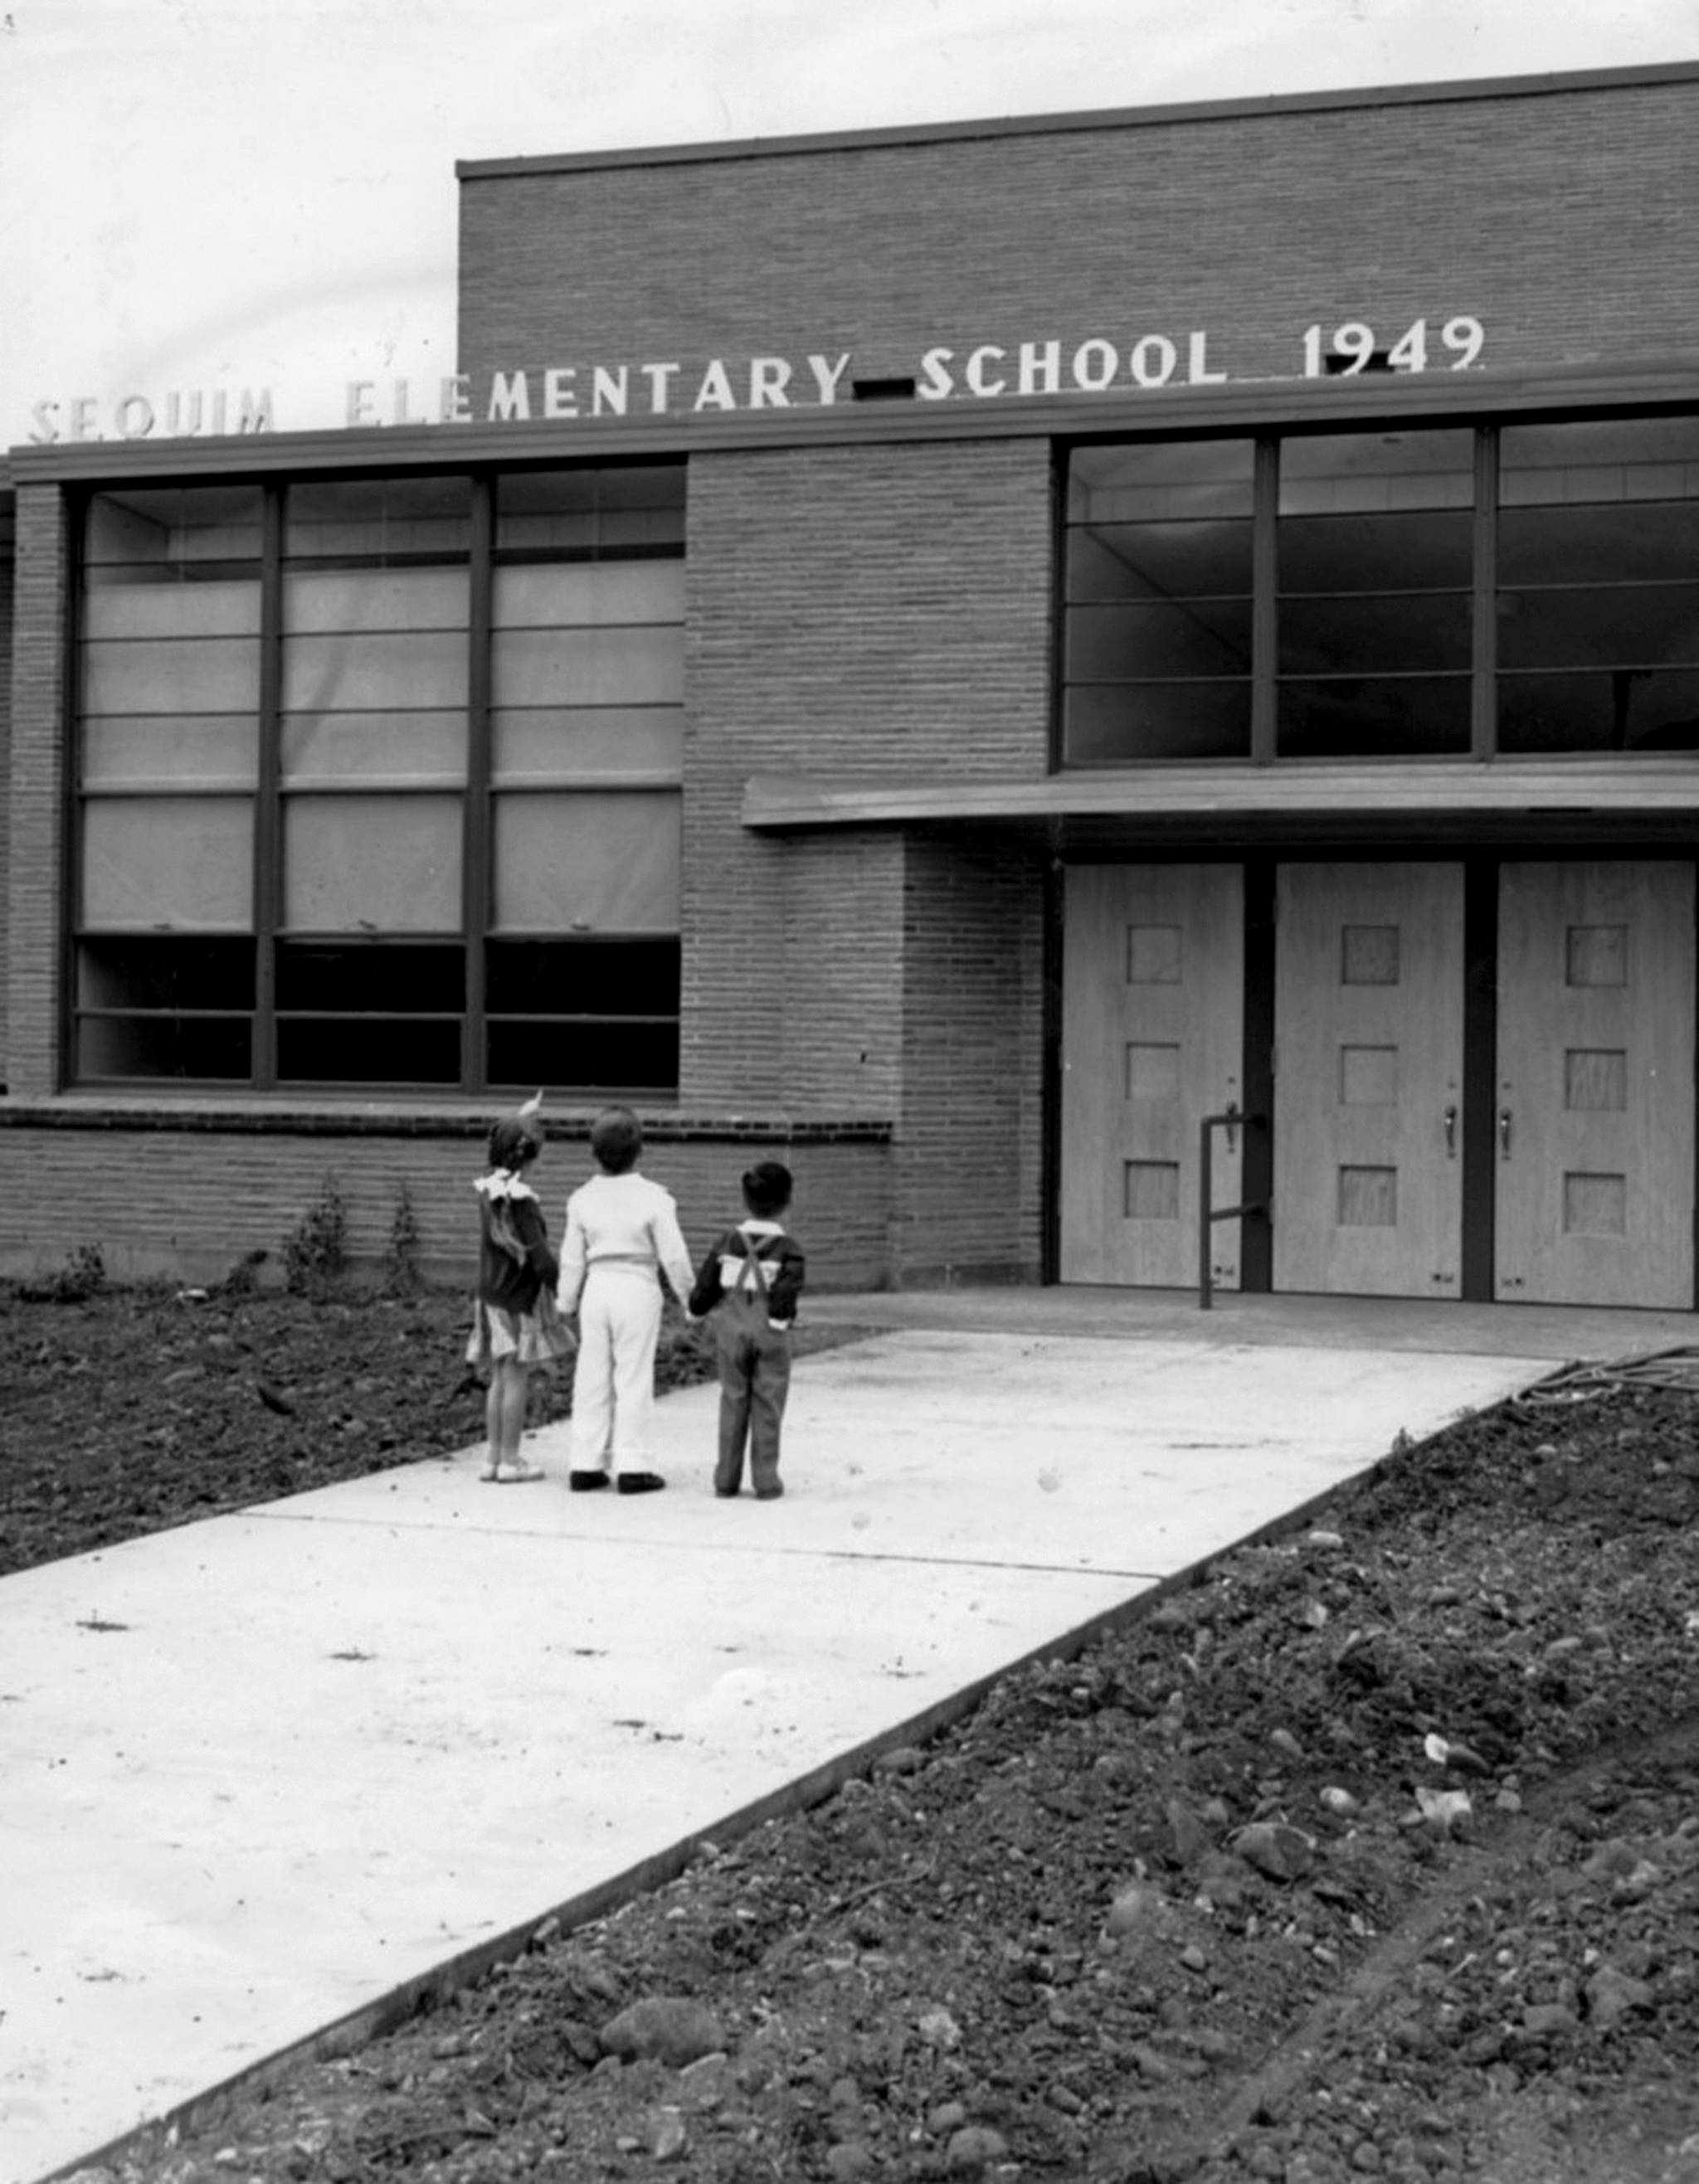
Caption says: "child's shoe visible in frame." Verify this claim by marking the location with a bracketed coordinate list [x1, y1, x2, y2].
[616, 1471, 666, 1496]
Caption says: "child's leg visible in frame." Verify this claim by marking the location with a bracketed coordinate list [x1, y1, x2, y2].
[483, 1365, 506, 1477]
[497, 1359, 529, 1469]
[606, 1276, 664, 1481]
[482, 1356, 536, 1477]
[747, 1329, 792, 1499]
[714, 1325, 753, 1496]
[570, 1282, 616, 1476]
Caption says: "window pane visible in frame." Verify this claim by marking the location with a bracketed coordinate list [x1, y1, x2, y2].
[1278, 677, 1471, 757]
[82, 715, 258, 789]
[1064, 443, 1254, 771]
[488, 1018, 679, 1093]
[81, 635, 260, 715]
[81, 797, 253, 928]
[1068, 440, 1254, 523]
[1498, 416, 1699, 506]
[1497, 582, 1699, 671]
[1499, 500, 1699, 587]
[1067, 600, 1254, 679]
[1278, 431, 1473, 514]
[285, 568, 467, 632]
[493, 792, 680, 931]
[1498, 668, 1699, 753]
[275, 941, 465, 1012]
[1497, 419, 1699, 753]
[495, 465, 685, 554]
[75, 933, 254, 1081]
[1282, 592, 1472, 674]
[283, 794, 460, 930]
[277, 1017, 461, 1085]
[77, 1013, 251, 1082]
[280, 712, 467, 784]
[282, 630, 469, 712]
[1063, 682, 1251, 763]
[84, 580, 260, 639]
[486, 936, 679, 1014]
[1279, 511, 1473, 595]
[491, 625, 684, 708]
[1066, 521, 1252, 602]
[494, 562, 684, 626]
[85, 484, 261, 575]
[491, 707, 683, 783]
[285, 474, 470, 561]
[77, 936, 256, 1010]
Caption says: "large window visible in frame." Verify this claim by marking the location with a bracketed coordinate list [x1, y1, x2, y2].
[1497, 418, 1699, 754]
[1063, 414, 1699, 766]
[1062, 440, 1254, 760]
[73, 465, 684, 1092]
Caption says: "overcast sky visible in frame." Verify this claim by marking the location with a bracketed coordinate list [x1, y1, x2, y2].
[2, 0, 1693, 448]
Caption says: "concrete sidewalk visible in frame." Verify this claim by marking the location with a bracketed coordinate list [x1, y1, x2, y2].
[4, 1296, 1684, 2184]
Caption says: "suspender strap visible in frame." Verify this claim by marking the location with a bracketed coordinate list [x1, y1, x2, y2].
[738, 1230, 772, 1300]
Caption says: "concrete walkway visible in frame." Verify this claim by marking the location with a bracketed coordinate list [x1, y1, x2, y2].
[4, 1292, 1692, 2184]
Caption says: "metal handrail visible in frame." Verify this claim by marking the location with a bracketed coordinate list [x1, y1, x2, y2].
[1199, 1105, 1268, 1311]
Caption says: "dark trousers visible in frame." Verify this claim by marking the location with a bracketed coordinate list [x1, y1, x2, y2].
[713, 1316, 791, 1496]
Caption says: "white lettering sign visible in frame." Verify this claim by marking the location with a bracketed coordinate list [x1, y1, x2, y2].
[27, 319, 1487, 443]
[27, 387, 275, 444]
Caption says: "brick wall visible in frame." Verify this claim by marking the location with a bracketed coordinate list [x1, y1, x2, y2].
[7, 484, 66, 1097]
[0, 1116, 891, 1292]
[893, 835, 1047, 1283]
[0, 540, 12, 1086]
[683, 440, 1052, 1273]
[458, 77, 1698, 392]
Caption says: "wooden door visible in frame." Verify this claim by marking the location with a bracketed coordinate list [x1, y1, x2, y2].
[1060, 865, 1244, 1287]
[1495, 862, 1695, 1307]
[1273, 863, 1465, 1298]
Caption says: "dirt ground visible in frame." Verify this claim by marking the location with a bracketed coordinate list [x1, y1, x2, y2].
[7, 1281, 1699, 2184]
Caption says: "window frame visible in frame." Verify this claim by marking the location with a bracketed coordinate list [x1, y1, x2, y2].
[67, 461, 686, 1097]
[1059, 407, 1699, 770]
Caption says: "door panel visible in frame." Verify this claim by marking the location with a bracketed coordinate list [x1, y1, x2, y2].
[1495, 862, 1695, 1307]
[1273, 863, 1464, 1298]
[1060, 865, 1244, 1287]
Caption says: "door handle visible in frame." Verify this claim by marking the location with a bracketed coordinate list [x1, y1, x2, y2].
[1498, 1107, 1513, 1160]
[1443, 1103, 1458, 1158]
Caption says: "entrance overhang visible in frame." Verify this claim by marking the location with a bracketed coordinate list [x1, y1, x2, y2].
[743, 761, 1699, 850]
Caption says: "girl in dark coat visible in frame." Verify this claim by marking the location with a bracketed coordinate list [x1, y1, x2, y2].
[466, 1097, 574, 1481]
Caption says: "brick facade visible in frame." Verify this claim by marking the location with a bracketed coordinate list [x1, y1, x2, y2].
[457, 75, 1698, 399]
[0, 1111, 890, 1291]
[6, 484, 66, 1099]
[0, 533, 12, 1082]
[5, 68, 1699, 1291]
[682, 441, 1051, 1277]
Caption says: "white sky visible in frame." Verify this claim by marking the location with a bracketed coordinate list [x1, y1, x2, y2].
[2, 0, 1693, 449]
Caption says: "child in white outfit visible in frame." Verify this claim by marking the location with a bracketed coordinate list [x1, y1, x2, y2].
[557, 1107, 695, 1496]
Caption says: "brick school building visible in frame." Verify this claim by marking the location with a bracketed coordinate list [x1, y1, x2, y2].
[3, 60, 1699, 1305]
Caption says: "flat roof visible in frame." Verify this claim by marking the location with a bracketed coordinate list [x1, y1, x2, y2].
[456, 58, 1699, 180]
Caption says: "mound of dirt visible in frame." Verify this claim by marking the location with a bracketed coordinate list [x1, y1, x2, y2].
[12, 1290, 1699, 2184]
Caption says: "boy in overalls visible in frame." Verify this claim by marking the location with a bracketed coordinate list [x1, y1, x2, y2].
[687, 1162, 806, 1500]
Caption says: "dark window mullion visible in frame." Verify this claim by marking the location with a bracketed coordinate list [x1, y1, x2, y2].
[463, 474, 494, 1092]
[1472, 426, 1497, 761]
[1251, 436, 1278, 762]
[253, 484, 284, 1087]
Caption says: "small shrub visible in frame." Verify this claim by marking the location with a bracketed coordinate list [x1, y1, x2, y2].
[283, 1178, 349, 1296]
[221, 1248, 270, 1299]
[18, 1243, 106, 1305]
[382, 1182, 425, 1296]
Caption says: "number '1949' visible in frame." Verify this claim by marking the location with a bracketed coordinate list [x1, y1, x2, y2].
[1302, 318, 1485, 376]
